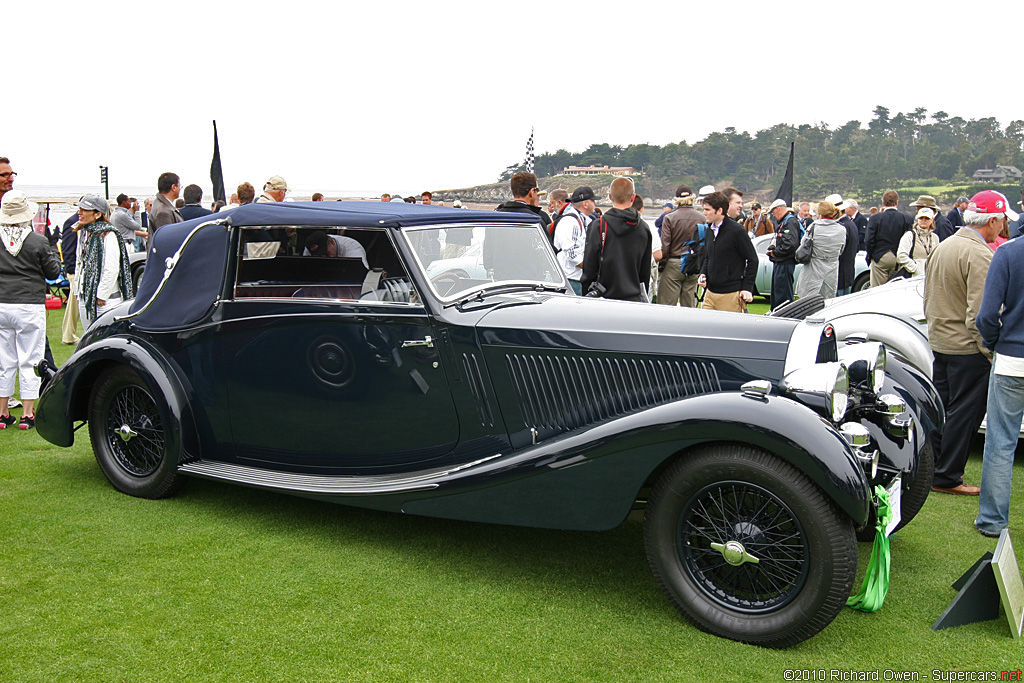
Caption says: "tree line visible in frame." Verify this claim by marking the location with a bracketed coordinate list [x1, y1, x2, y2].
[502, 107, 1024, 200]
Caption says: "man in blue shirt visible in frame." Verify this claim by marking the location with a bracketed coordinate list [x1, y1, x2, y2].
[973, 190, 1023, 536]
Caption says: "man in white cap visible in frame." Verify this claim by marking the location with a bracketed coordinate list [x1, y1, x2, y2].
[258, 176, 288, 203]
[839, 198, 868, 249]
[975, 191, 1024, 534]
[765, 199, 801, 308]
[658, 185, 704, 307]
[835, 200, 860, 295]
[924, 190, 1010, 496]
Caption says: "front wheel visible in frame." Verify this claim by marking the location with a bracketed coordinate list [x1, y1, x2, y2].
[89, 365, 184, 499]
[644, 444, 857, 648]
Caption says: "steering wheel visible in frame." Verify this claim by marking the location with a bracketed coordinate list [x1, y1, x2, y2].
[430, 269, 467, 297]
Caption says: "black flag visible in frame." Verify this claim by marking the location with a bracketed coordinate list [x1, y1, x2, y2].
[774, 141, 794, 206]
[210, 120, 226, 203]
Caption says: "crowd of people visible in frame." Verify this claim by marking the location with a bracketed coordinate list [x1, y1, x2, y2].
[3, 154, 1024, 538]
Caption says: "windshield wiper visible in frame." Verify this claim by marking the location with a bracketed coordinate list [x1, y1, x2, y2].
[450, 281, 567, 309]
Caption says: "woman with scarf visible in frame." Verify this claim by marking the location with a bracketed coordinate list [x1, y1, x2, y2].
[0, 191, 61, 429]
[72, 195, 133, 328]
[795, 200, 847, 299]
[895, 207, 940, 277]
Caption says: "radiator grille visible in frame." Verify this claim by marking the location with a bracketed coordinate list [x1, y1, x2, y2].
[505, 353, 720, 432]
[817, 328, 839, 363]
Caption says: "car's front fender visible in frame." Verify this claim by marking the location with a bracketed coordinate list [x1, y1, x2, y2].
[35, 337, 198, 463]
[400, 392, 872, 530]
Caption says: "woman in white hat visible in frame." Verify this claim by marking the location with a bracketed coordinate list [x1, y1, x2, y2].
[71, 195, 133, 328]
[894, 207, 940, 279]
[0, 190, 61, 429]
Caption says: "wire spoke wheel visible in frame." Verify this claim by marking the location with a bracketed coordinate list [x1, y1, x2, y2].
[89, 366, 184, 499]
[104, 384, 165, 477]
[679, 481, 808, 613]
[644, 445, 856, 648]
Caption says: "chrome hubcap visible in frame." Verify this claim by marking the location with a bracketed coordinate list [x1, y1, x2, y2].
[117, 424, 138, 443]
[711, 540, 761, 566]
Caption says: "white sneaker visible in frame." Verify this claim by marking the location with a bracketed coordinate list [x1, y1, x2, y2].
[8, 397, 21, 409]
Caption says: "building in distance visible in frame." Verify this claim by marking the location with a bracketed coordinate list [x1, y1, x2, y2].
[561, 165, 642, 176]
[971, 165, 1023, 183]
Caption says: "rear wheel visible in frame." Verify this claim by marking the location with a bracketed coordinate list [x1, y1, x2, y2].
[132, 263, 146, 292]
[89, 366, 184, 498]
[644, 445, 857, 648]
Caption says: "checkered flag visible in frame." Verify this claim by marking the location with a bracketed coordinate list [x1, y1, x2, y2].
[525, 128, 535, 174]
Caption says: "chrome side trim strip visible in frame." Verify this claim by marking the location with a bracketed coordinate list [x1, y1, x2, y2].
[178, 453, 504, 495]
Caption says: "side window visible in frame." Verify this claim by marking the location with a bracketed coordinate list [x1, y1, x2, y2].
[233, 226, 419, 304]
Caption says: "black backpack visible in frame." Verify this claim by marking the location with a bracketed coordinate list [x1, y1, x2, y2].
[680, 224, 707, 276]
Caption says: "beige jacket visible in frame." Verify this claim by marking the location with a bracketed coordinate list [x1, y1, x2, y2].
[923, 227, 992, 356]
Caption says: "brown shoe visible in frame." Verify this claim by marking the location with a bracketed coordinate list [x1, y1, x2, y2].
[931, 484, 981, 496]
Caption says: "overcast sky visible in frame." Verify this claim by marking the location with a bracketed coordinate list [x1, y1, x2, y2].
[7, 0, 1021, 198]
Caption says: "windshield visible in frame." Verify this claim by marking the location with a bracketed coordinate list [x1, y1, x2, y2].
[408, 224, 565, 300]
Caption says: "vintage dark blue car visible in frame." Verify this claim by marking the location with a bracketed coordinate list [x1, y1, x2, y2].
[34, 201, 942, 648]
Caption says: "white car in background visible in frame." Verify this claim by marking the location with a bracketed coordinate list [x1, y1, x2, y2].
[751, 234, 870, 300]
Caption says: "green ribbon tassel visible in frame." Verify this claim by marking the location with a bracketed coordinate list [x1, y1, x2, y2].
[846, 484, 892, 612]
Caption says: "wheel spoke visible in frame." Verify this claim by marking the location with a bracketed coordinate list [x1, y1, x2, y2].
[679, 480, 809, 613]
[105, 383, 166, 477]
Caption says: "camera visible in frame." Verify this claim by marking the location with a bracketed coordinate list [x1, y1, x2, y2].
[585, 282, 607, 298]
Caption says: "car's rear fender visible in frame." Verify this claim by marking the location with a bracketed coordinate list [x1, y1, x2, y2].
[35, 337, 198, 462]
[400, 392, 872, 530]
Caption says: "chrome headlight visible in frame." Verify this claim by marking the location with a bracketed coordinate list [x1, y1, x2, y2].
[780, 361, 850, 423]
[838, 340, 886, 394]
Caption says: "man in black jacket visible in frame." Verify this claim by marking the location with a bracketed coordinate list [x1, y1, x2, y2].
[580, 177, 651, 302]
[946, 196, 968, 232]
[840, 199, 869, 250]
[865, 190, 912, 287]
[836, 206, 861, 296]
[496, 171, 551, 234]
[766, 199, 800, 308]
[698, 191, 757, 312]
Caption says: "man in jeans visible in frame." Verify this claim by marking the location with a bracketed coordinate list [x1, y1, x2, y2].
[973, 191, 1022, 536]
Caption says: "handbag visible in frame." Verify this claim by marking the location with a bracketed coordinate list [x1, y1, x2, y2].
[794, 224, 815, 264]
[888, 230, 918, 281]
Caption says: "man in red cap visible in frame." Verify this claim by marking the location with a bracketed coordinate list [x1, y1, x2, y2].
[924, 190, 1012, 495]
[974, 191, 1023, 535]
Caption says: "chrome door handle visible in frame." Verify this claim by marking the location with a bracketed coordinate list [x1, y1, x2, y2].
[401, 336, 434, 348]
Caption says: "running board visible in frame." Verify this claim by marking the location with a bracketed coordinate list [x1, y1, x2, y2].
[178, 455, 502, 495]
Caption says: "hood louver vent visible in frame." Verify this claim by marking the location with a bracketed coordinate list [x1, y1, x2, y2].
[505, 353, 720, 433]
[462, 353, 496, 427]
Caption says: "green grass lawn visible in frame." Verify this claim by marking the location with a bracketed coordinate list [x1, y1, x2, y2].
[2, 309, 1023, 681]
